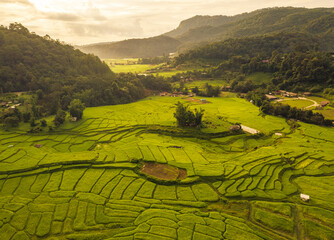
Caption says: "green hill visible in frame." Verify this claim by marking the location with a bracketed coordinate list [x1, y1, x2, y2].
[0, 23, 111, 93]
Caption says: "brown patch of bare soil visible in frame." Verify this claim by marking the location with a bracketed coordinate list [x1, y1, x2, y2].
[185, 97, 211, 104]
[140, 162, 187, 181]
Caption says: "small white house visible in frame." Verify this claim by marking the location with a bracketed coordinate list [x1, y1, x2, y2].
[300, 193, 310, 202]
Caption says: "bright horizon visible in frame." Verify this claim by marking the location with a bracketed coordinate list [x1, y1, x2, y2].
[1, 0, 333, 45]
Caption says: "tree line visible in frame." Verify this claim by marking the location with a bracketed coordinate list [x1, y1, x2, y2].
[246, 92, 332, 126]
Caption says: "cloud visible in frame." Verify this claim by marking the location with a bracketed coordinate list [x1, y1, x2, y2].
[0, 0, 333, 45]
[1, 0, 33, 6]
[42, 12, 81, 21]
[66, 17, 144, 38]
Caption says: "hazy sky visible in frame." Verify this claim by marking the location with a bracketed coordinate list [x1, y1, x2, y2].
[1, 0, 333, 45]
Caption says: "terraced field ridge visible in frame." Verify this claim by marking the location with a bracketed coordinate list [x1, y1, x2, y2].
[0, 96, 334, 240]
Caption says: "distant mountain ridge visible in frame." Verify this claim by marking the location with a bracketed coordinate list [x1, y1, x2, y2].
[78, 35, 181, 59]
[77, 7, 334, 58]
[164, 13, 254, 38]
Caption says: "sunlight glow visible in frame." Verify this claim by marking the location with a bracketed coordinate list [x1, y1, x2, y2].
[29, 0, 88, 12]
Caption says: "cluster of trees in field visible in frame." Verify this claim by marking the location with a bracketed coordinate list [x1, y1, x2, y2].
[0, 23, 172, 126]
[138, 55, 170, 65]
[191, 83, 220, 97]
[174, 102, 204, 127]
[246, 92, 333, 126]
[0, 97, 86, 129]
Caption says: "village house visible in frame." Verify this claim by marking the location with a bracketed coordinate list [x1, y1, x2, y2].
[286, 92, 298, 98]
[300, 193, 310, 202]
[265, 94, 279, 101]
[1, 102, 8, 107]
[221, 86, 232, 91]
[230, 125, 241, 132]
[320, 101, 330, 107]
[278, 90, 287, 96]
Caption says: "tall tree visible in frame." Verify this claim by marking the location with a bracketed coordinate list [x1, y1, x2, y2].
[68, 99, 85, 120]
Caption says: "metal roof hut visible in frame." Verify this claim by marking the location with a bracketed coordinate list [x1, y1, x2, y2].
[300, 193, 310, 202]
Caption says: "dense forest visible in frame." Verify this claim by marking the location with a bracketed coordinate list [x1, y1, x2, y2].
[175, 32, 334, 92]
[0, 23, 171, 119]
[175, 32, 321, 63]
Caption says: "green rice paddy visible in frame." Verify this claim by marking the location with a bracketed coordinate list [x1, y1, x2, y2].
[103, 59, 156, 73]
[0, 95, 334, 239]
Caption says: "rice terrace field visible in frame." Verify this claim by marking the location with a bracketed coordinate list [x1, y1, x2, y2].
[1, 96, 334, 240]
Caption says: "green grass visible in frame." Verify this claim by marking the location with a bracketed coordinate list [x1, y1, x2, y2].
[253, 208, 294, 233]
[0, 95, 334, 239]
[103, 59, 160, 73]
[314, 109, 334, 120]
[172, 79, 227, 90]
[110, 64, 155, 73]
[280, 99, 314, 108]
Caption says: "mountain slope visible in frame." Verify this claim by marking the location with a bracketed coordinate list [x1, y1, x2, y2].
[175, 7, 334, 44]
[164, 12, 255, 38]
[78, 7, 334, 59]
[77, 35, 181, 59]
[0, 23, 111, 93]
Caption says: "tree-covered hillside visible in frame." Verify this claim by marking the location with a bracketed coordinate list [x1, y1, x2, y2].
[0, 23, 171, 115]
[175, 32, 321, 63]
[0, 23, 111, 93]
[164, 12, 256, 38]
[174, 7, 334, 46]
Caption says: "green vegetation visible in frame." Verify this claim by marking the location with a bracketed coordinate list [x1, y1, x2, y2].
[0, 95, 333, 239]
[69, 99, 85, 120]
[245, 72, 272, 85]
[1, 7, 334, 240]
[174, 101, 204, 127]
[0, 23, 171, 118]
[104, 59, 156, 73]
[280, 99, 314, 108]
[78, 35, 181, 59]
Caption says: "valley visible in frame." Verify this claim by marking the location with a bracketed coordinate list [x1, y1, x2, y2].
[0, 5, 334, 240]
